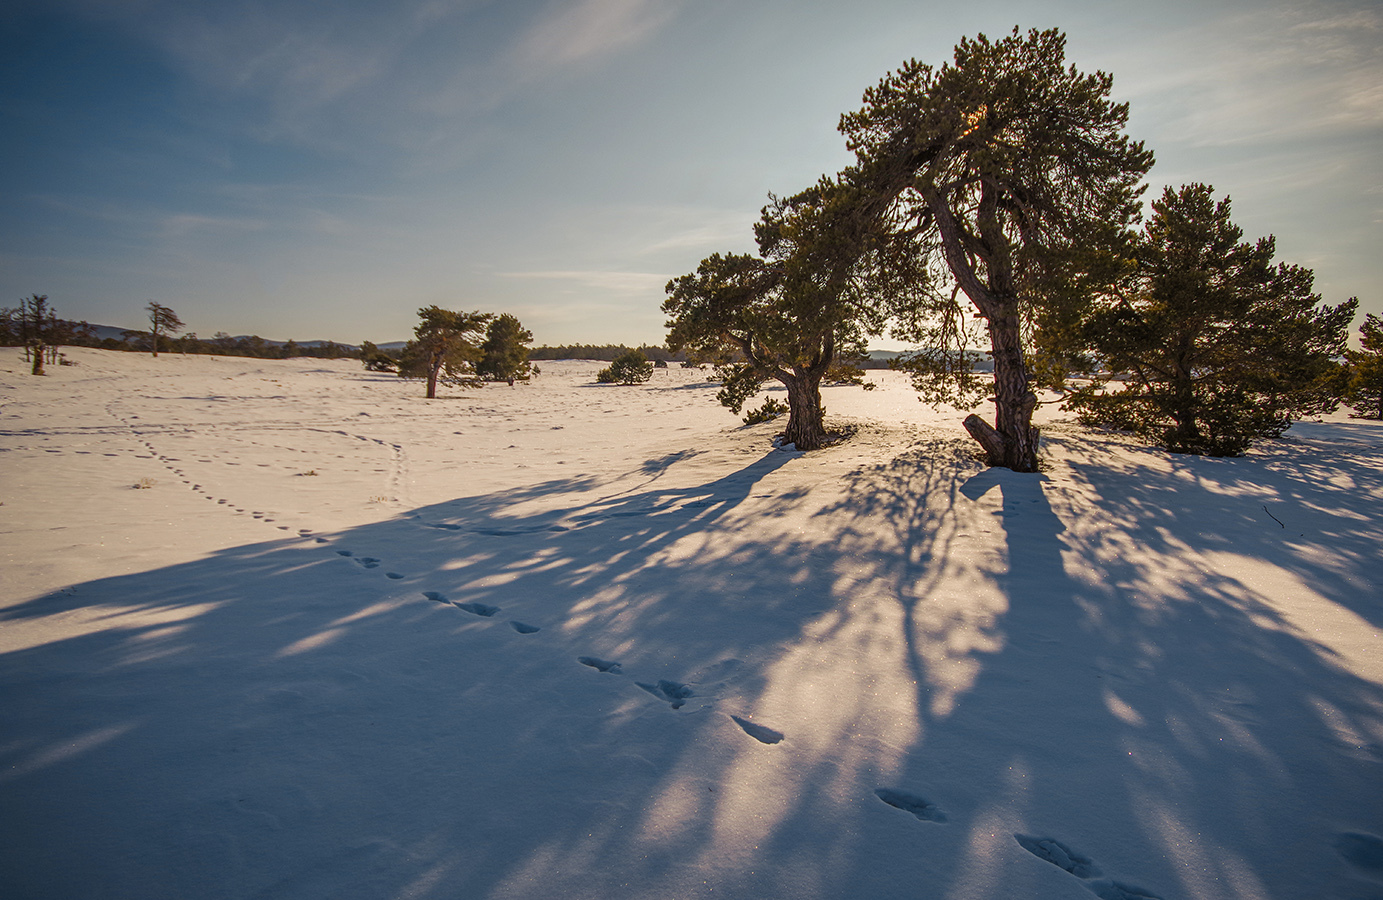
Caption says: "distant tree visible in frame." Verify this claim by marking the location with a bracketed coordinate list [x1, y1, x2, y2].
[145, 302, 184, 357]
[359, 340, 398, 372]
[12, 295, 70, 375]
[399, 306, 491, 398]
[477, 314, 534, 385]
[1071, 184, 1357, 456]
[841, 27, 1154, 471]
[1347, 313, 1383, 420]
[596, 348, 654, 385]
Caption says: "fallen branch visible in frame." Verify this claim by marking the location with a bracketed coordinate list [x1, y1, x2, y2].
[1263, 505, 1284, 529]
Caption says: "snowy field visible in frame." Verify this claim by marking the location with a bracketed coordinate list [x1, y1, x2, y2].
[2, 346, 1381, 900]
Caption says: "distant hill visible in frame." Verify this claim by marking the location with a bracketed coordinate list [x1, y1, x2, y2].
[81, 324, 364, 352]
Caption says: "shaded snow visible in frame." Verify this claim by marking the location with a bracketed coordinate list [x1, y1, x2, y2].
[1, 348, 1381, 899]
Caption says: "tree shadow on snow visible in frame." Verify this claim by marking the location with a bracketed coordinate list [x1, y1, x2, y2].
[1, 427, 1381, 900]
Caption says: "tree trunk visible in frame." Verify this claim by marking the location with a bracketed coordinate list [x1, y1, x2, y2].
[31, 342, 45, 376]
[780, 370, 828, 451]
[426, 365, 439, 399]
[983, 312, 1040, 472]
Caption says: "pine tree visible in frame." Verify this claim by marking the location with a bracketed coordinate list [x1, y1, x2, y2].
[359, 341, 398, 372]
[664, 173, 881, 450]
[1072, 184, 1357, 455]
[477, 314, 534, 385]
[1347, 314, 1383, 420]
[398, 307, 490, 398]
[596, 349, 654, 385]
[840, 28, 1153, 471]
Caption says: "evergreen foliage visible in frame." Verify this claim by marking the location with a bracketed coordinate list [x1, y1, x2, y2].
[663, 173, 881, 450]
[477, 314, 534, 384]
[596, 349, 654, 384]
[1070, 184, 1357, 456]
[841, 27, 1154, 471]
[1347, 313, 1383, 419]
[742, 397, 788, 425]
[528, 344, 679, 362]
[359, 340, 399, 372]
[398, 307, 491, 398]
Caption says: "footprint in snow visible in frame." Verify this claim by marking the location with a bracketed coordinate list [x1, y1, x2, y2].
[730, 715, 783, 744]
[385, 572, 405, 580]
[336, 550, 353, 557]
[578, 657, 623, 674]
[1336, 832, 1383, 872]
[422, 591, 449, 604]
[638, 680, 693, 709]
[510, 621, 541, 634]
[454, 601, 499, 617]
[355, 557, 380, 569]
[1014, 834, 1163, 900]
[875, 788, 947, 823]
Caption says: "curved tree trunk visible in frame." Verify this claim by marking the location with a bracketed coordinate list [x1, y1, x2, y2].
[926, 185, 1040, 472]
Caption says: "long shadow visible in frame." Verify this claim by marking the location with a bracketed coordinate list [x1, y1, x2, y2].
[0, 446, 842, 900]
[809, 428, 1383, 899]
[3, 428, 1381, 899]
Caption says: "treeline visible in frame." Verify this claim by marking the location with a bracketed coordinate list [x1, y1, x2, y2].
[527, 344, 683, 362]
[0, 304, 356, 360]
[106, 332, 359, 359]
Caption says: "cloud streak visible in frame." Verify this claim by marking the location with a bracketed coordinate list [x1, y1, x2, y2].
[512, 0, 678, 71]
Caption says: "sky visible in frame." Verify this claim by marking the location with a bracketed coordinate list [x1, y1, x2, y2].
[1, 0, 1380, 347]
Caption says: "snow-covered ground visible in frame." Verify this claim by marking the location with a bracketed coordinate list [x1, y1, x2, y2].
[2, 347, 1380, 900]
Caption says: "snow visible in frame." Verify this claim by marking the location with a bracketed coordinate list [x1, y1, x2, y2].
[2, 346, 1381, 900]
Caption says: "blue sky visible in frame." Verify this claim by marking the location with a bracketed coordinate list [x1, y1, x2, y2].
[2, 0, 1379, 346]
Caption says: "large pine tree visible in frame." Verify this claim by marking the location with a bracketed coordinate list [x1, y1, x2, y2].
[841, 28, 1153, 471]
[1072, 184, 1357, 455]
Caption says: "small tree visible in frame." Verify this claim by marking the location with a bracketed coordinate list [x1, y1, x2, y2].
[398, 306, 490, 398]
[596, 349, 654, 384]
[664, 173, 881, 450]
[359, 340, 398, 372]
[13, 295, 68, 375]
[477, 314, 534, 385]
[1347, 314, 1383, 420]
[146, 302, 184, 357]
[1071, 184, 1357, 455]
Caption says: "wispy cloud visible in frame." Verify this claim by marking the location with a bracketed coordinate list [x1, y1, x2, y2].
[1115, 3, 1383, 147]
[512, 0, 679, 71]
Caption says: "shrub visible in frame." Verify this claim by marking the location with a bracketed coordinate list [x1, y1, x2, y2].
[596, 349, 654, 385]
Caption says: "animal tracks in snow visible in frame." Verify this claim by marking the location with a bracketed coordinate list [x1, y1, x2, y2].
[637, 679, 693, 709]
[875, 788, 947, 823]
[1015, 834, 1100, 878]
[1335, 831, 1383, 873]
[578, 657, 623, 674]
[1014, 834, 1162, 900]
[730, 715, 782, 744]
[417, 591, 498, 617]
